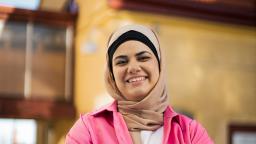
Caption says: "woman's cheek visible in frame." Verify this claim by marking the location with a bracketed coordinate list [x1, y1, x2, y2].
[114, 68, 125, 85]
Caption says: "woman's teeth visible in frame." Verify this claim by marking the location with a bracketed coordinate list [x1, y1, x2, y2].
[128, 77, 146, 83]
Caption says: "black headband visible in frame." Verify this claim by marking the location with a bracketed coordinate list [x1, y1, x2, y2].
[108, 30, 160, 75]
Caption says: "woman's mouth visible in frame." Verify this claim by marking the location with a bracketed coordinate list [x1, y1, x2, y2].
[126, 76, 147, 83]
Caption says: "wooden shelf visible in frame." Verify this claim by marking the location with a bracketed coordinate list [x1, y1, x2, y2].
[0, 97, 76, 120]
[108, 0, 256, 27]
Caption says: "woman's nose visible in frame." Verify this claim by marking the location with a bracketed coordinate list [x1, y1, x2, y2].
[127, 63, 141, 74]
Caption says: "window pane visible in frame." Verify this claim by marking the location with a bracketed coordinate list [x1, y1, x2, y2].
[0, 0, 40, 10]
[0, 21, 26, 96]
[31, 24, 66, 99]
[233, 132, 256, 144]
[0, 119, 37, 144]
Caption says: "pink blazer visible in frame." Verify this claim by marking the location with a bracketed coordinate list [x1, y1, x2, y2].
[66, 101, 214, 144]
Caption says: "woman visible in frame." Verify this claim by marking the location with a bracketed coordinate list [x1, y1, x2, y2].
[66, 25, 213, 144]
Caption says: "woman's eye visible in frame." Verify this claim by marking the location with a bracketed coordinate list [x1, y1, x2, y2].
[116, 60, 127, 65]
[138, 56, 150, 61]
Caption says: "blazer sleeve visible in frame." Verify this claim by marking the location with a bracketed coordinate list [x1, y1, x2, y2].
[65, 114, 93, 144]
[189, 120, 214, 144]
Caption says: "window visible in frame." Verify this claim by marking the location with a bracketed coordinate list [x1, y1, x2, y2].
[229, 124, 256, 144]
[0, 21, 26, 96]
[0, 118, 37, 144]
[0, 5, 76, 119]
[0, 18, 72, 100]
[0, 0, 40, 10]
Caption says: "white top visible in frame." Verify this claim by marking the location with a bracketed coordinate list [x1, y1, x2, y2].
[140, 126, 163, 144]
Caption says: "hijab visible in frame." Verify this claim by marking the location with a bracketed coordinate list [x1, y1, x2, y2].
[105, 24, 169, 144]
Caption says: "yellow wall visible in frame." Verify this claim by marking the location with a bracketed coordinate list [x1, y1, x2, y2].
[68, 0, 256, 144]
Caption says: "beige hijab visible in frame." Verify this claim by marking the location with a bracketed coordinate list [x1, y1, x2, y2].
[105, 25, 169, 144]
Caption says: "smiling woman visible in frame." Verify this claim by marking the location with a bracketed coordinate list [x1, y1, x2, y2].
[66, 24, 214, 144]
[112, 40, 160, 101]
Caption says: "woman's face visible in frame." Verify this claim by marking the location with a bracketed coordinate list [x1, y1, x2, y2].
[112, 40, 160, 101]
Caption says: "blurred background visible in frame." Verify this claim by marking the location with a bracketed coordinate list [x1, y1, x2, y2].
[0, 0, 255, 144]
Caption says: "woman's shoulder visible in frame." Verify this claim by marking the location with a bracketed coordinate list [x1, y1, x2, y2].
[66, 114, 92, 144]
[66, 101, 117, 144]
[174, 114, 206, 134]
[177, 114, 214, 144]
[165, 106, 206, 130]
[165, 107, 214, 143]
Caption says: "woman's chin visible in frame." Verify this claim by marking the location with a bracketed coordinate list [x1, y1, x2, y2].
[126, 91, 148, 101]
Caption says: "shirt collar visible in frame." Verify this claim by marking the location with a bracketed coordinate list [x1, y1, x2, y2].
[91, 100, 117, 116]
[164, 106, 178, 118]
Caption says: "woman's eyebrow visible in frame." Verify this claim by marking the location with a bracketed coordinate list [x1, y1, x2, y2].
[114, 55, 127, 60]
[136, 51, 152, 57]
